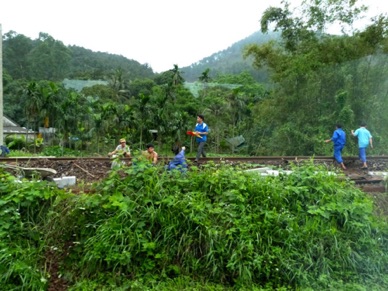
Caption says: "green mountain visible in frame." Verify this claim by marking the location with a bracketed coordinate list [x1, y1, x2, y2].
[3, 30, 279, 84]
[181, 31, 279, 82]
[2, 31, 155, 82]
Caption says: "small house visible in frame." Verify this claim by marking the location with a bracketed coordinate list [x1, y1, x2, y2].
[3, 116, 36, 140]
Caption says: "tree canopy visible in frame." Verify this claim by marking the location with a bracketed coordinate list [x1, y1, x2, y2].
[2, 0, 388, 156]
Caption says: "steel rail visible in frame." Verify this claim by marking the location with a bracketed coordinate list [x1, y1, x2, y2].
[1, 155, 387, 163]
[1, 156, 385, 192]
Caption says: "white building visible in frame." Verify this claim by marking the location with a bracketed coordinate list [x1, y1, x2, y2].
[3, 115, 36, 140]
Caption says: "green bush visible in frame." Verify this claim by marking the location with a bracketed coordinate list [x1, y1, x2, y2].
[0, 169, 61, 290]
[47, 161, 387, 289]
[1, 162, 387, 289]
[5, 135, 27, 150]
[42, 145, 82, 157]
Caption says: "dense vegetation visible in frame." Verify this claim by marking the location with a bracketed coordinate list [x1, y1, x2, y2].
[1, 1, 388, 289]
[3, 31, 154, 81]
[1, 161, 387, 290]
[3, 0, 388, 157]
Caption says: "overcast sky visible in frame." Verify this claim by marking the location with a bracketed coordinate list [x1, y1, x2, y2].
[0, 0, 385, 73]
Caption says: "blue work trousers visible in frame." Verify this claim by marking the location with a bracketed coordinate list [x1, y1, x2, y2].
[359, 147, 367, 163]
[333, 145, 344, 163]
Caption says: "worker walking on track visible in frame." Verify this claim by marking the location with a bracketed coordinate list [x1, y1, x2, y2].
[194, 114, 209, 163]
[325, 123, 346, 170]
[351, 122, 373, 169]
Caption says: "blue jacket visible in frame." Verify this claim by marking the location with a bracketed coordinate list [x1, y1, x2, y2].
[167, 150, 187, 172]
[331, 128, 346, 147]
[194, 122, 208, 143]
[0, 145, 10, 157]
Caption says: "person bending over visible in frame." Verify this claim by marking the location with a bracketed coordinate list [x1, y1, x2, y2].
[108, 138, 131, 158]
[167, 145, 187, 173]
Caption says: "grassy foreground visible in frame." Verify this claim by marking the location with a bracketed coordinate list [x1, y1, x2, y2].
[0, 161, 387, 290]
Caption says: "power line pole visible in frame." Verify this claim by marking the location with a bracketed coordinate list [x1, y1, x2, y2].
[0, 24, 3, 146]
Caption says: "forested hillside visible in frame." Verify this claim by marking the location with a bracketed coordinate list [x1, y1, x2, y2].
[2, 31, 154, 81]
[1, 1, 388, 289]
[181, 31, 279, 82]
[2, 0, 388, 158]
[2, 29, 276, 83]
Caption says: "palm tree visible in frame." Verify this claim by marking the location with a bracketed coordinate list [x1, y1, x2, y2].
[24, 82, 43, 131]
[131, 93, 152, 148]
[24, 81, 60, 129]
[203, 93, 228, 154]
[57, 90, 85, 146]
[198, 68, 212, 83]
[169, 64, 184, 87]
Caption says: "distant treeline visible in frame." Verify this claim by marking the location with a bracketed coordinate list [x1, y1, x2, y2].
[2, 31, 155, 81]
[2, 0, 388, 158]
[2, 30, 278, 83]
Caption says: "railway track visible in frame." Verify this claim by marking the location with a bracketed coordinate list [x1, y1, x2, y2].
[0, 155, 387, 163]
[1, 155, 387, 192]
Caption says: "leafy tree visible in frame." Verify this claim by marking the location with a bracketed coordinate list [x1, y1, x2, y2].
[56, 90, 87, 143]
[198, 68, 212, 83]
[24, 81, 56, 131]
[130, 93, 152, 148]
[81, 84, 116, 101]
[2, 31, 34, 79]
[127, 78, 156, 98]
[243, 0, 388, 155]
[202, 88, 229, 153]
[169, 64, 185, 87]
[27, 33, 72, 81]
[3, 77, 29, 125]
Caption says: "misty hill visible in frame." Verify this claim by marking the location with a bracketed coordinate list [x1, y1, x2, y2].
[3, 30, 278, 84]
[181, 31, 280, 82]
[2, 31, 155, 82]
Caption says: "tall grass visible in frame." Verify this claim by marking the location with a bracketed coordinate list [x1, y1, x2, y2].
[48, 161, 388, 289]
[1, 161, 387, 290]
[0, 169, 60, 290]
